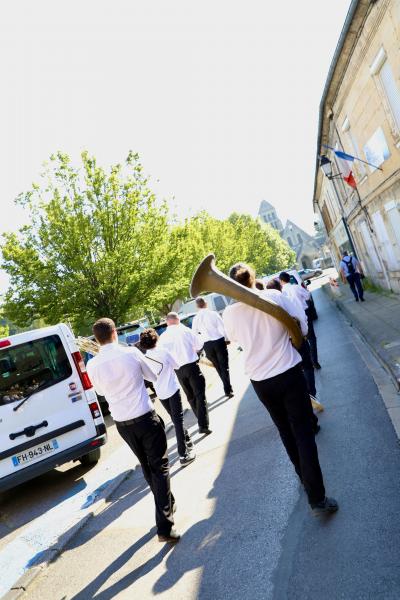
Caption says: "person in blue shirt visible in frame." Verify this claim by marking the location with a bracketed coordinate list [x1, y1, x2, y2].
[339, 251, 365, 302]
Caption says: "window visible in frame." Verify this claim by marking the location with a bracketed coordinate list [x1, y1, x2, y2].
[297, 234, 302, 243]
[287, 236, 293, 247]
[342, 117, 366, 178]
[370, 47, 400, 140]
[372, 210, 398, 270]
[0, 335, 72, 406]
[214, 296, 227, 312]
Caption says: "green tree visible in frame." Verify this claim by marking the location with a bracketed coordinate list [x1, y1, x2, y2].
[1, 152, 172, 332]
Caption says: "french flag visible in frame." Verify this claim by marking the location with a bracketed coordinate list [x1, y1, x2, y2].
[334, 150, 357, 189]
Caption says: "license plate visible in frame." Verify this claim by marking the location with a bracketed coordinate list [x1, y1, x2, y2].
[11, 439, 59, 467]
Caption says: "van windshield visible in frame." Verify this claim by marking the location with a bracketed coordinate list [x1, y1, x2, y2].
[0, 335, 72, 407]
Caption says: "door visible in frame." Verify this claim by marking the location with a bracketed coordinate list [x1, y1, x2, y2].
[0, 329, 97, 478]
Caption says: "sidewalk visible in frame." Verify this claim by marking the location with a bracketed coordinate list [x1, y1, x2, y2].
[323, 279, 400, 389]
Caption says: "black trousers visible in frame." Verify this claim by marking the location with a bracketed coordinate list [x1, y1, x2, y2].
[251, 364, 325, 505]
[175, 361, 209, 429]
[305, 307, 318, 365]
[299, 339, 316, 397]
[116, 411, 174, 536]
[203, 337, 233, 395]
[160, 389, 192, 457]
[347, 273, 364, 300]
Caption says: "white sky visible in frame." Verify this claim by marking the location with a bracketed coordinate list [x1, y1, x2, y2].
[0, 0, 352, 293]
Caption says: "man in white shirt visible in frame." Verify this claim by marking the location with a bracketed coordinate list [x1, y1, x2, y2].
[139, 328, 196, 467]
[279, 272, 321, 370]
[159, 312, 211, 435]
[87, 318, 179, 543]
[192, 297, 233, 398]
[223, 263, 338, 517]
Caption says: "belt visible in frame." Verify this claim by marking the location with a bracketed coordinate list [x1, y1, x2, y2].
[116, 410, 156, 426]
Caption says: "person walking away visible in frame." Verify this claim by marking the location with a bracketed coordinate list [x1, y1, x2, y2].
[279, 272, 321, 370]
[340, 251, 365, 302]
[192, 297, 234, 398]
[223, 264, 338, 516]
[159, 312, 211, 435]
[87, 318, 180, 543]
[139, 328, 196, 467]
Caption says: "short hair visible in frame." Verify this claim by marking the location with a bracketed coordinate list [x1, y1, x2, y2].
[92, 318, 116, 345]
[254, 279, 265, 291]
[266, 278, 282, 291]
[166, 311, 180, 321]
[196, 297, 207, 308]
[279, 271, 291, 283]
[342, 250, 348, 257]
[229, 262, 255, 288]
[139, 328, 158, 350]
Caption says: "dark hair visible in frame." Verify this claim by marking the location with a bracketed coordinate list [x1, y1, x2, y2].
[229, 262, 255, 288]
[279, 271, 291, 283]
[266, 278, 282, 291]
[139, 328, 158, 350]
[92, 318, 116, 345]
[255, 279, 265, 290]
[196, 297, 207, 308]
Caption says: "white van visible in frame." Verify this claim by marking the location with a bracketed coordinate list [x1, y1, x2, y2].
[179, 292, 232, 316]
[0, 324, 107, 493]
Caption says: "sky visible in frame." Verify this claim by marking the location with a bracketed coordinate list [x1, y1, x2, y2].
[0, 0, 352, 292]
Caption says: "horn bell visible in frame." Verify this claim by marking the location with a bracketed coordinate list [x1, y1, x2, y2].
[190, 254, 303, 349]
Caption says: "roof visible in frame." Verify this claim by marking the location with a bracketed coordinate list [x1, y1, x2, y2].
[258, 200, 275, 214]
[312, 0, 375, 208]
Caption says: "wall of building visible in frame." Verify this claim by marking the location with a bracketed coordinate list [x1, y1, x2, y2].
[316, 0, 400, 292]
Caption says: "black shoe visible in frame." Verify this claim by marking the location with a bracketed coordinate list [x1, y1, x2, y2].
[158, 528, 181, 543]
[226, 391, 234, 398]
[313, 362, 322, 370]
[198, 427, 212, 436]
[179, 451, 196, 467]
[311, 496, 339, 516]
[355, 297, 359, 302]
[360, 297, 365, 302]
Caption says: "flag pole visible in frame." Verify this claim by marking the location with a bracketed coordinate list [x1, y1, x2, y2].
[322, 144, 383, 171]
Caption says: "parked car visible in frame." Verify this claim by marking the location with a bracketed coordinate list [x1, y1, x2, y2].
[179, 292, 233, 316]
[298, 268, 323, 280]
[0, 324, 107, 493]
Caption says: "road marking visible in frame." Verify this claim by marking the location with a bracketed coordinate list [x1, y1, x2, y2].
[0, 444, 133, 598]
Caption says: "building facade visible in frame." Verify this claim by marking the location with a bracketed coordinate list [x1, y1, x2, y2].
[313, 0, 400, 292]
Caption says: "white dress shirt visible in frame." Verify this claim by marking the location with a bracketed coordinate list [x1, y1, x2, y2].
[158, 323, 203, 368]
[281, 282, 310, 311]
[223, 288, 304, 381]
[87, 343, 156, 421]
[145, 347, 180, 401]
[192, 308, 226, 343]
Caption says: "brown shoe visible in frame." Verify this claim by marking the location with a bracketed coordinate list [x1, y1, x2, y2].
[158, 528, 181, 543]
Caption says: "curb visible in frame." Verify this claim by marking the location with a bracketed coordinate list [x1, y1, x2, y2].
[322, 284, 400, 391]
[3, 468, 133, 599]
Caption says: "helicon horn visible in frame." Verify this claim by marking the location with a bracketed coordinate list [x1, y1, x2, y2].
[190, 254, 303, 349]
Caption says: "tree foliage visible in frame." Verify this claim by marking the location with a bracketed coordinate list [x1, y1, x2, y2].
[1, 152, 295, 333]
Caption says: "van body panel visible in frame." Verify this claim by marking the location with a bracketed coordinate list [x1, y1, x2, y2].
[0, 324, 106, 488]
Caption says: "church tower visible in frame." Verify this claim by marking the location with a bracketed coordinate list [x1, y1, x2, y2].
[258, 200, 283, 233]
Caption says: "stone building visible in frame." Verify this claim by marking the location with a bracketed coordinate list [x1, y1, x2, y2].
[258, 202, 324, 268]
[313, 0, 400, 292]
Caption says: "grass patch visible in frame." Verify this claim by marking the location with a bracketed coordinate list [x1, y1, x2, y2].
[362, 278, 395, 297]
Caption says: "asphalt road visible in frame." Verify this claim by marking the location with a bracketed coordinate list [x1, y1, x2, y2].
[8, 279, 400, 599]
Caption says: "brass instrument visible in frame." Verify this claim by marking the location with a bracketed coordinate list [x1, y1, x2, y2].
[190, 254, 303, 350]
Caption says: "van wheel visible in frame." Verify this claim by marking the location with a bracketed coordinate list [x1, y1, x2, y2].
[79, 448, 101, 466]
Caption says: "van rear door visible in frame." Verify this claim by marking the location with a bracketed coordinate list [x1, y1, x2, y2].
[0, 327, 97, 478]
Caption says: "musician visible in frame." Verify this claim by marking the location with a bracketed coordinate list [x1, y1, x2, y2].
[192, 297, 234, 398]
[159, 312, 211, 435]
[87, 318, 180, 543]
[139, 328, 196, 467]
[279, 271, 321, 370]
[223, 264, 338, 516]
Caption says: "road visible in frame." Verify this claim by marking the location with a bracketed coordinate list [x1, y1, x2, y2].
[5, 275, 400, 599]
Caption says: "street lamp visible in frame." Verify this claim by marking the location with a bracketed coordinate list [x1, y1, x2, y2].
[318, 154, 358, 259]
